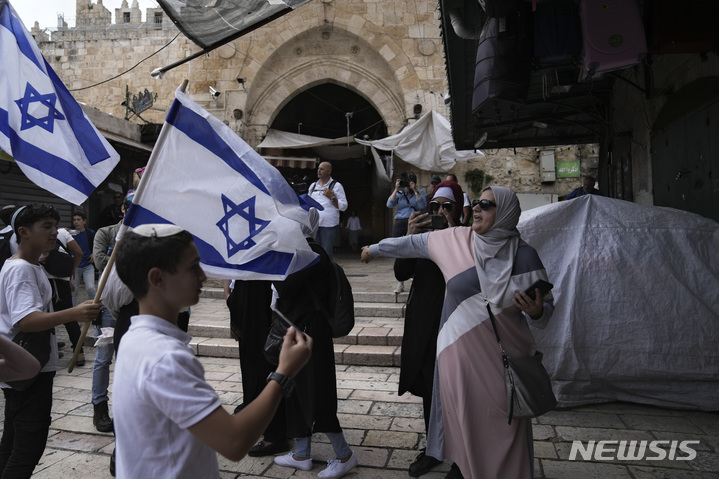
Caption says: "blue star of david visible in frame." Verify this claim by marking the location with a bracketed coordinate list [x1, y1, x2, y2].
[14, 83, 66, 133]
[216, 194, 271, 257]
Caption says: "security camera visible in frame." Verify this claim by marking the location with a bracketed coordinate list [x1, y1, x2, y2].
[209, 86, 220, 98]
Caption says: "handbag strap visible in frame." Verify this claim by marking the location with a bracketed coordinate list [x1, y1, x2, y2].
[487, 303, 515, 425]
[486, 303, 508, 360]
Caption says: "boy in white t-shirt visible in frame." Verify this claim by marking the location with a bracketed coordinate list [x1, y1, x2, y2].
[112, 224, 312, 478]
[0, 204, 100, 476]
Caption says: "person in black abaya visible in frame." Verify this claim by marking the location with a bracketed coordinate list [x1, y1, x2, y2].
[225, 279, 289, 456]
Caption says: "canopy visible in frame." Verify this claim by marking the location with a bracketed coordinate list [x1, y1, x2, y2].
[257, 129, 355, 149]
[158, 0, 312, 50]
[518, 195, 719, 410]
[356, 110, 483, 183]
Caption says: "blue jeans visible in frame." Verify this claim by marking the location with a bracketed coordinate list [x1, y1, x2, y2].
[0, 371, 55, 477]
[92, 308, 116, 405]
[315, 225, 339, 261]
[295, 432, 351, 459]
[72, 264, 96, 305]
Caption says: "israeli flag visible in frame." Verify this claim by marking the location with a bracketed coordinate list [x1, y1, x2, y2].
[0, 1, 119, 205]
[124, 86, 319, 280]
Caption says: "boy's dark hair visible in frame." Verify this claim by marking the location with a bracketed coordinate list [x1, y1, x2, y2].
[73, 210, 87, 220]
[115, 229, 195, 299]
[13, 204, 61, 244]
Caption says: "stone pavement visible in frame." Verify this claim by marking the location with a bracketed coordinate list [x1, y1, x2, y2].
[3, 252, 718, 478]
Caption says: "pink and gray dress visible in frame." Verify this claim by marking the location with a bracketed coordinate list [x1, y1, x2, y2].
[369, 226, 554, 478]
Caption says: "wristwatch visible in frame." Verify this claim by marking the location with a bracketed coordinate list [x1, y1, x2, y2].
[266, 372, 295, 397]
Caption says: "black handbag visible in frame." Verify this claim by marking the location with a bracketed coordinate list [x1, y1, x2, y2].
[486, 304, 557, 424]
[6, 329, 52, 391]
[262, 315, 286, 366]
[41, 240, 75, 277]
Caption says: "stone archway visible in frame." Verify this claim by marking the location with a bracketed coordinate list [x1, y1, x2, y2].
[244, 26, 407, 142]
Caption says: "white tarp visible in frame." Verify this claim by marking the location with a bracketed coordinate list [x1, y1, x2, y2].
[355, 110, 483, 182]
[257, 129, 356, 149]
[518, 195, 719, 411]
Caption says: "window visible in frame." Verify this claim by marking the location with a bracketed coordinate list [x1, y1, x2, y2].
[123, 12, 130, 23]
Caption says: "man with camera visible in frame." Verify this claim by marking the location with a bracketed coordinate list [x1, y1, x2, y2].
[386, 171, 427, 293]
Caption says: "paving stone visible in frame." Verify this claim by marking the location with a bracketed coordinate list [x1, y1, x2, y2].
[629, 465, 719, 478]
[363, 430, 419, 448]
[46, 431, 114, 452]
[389, 417, 425, 433]
[534, 440, 558, 459]
[336, 378, 398, 392]
[350, 389, 422, 404]
[536, 410, 625, 428]
[541, 459, 633, 478]
[335, 370, 392, 382]
[533, 424, 556, 440]
[32, 449, 108, 479]
[555, 426, 655, 443]
[337, 412, 393, 431]
[337, 399, 373, 415]
[621, 414, 705, 435]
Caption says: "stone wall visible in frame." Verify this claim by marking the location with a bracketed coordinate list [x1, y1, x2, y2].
[35, 0, 596, 198]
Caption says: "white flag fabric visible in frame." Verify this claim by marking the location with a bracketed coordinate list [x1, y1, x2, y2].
[124, 87, 318, 280]
[0, 1, 119, 205]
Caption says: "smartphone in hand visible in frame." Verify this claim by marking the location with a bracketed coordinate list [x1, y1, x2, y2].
[273, 309, 306, 339]
[524, 279, 553, 300]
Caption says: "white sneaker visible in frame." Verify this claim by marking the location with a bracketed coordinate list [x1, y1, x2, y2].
[317, 451, 358, 479]
[274, 452, 313, 471]
[394, 282, 404, 294]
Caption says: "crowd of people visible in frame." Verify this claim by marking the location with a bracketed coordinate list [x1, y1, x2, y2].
[0, 160, 562, 479]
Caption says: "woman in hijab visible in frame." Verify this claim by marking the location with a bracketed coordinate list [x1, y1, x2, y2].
[272, 209, 358, 479]
[362, 186, 554, 478]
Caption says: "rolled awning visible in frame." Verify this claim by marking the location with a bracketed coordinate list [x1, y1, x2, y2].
[263, 156, 317, 169]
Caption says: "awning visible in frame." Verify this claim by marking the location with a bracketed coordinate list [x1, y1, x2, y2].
[263, 156, 317, 169]
[99, 130, 153, 153]
[355, 110, 483, 183]
[258, 129, 356, 149]
[153, 0, 313, 76]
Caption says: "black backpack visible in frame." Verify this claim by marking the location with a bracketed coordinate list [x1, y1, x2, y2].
[0, 229, 12, 271]
[325, 261, 355, 338]
[309, 243, 355, 338]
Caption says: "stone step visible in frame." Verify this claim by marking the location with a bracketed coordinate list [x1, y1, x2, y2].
[188, 319, 404, 348]
[188, 337, 401, 367]
[201, 288, 408, 305]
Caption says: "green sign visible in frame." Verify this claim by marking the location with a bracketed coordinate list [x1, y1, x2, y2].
[556, 161, 580, 178]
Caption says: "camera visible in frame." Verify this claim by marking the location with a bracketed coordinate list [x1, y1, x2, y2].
[430, 214, 444, 230]
[398, 171, 416, 188]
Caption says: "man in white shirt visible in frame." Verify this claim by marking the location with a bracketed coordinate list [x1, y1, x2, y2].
[307, 162, 347, 260]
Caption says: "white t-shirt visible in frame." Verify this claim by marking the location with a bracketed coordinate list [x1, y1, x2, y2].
[114, 315, 223, 479]
[0, 258, 58, 380]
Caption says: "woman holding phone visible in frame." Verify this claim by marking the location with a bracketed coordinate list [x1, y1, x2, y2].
[362, 186, 555, 479]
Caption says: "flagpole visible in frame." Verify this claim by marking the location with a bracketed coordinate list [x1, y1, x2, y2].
[67, 247, 117, 373]
[68, 80, 189, 373]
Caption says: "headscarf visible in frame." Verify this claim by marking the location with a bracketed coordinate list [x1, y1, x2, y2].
[301, 207, 320, 239]
[472, 186, 522, 308]
[429, 180, 464, 206]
